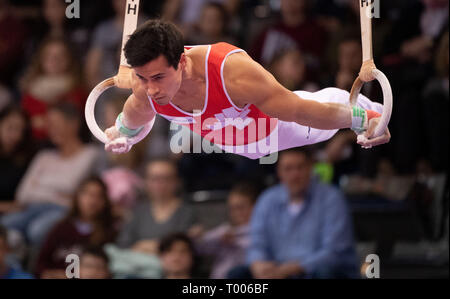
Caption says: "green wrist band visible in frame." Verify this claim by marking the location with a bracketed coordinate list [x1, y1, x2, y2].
[351, 106, 367, 134]
[115, 112, 144, 137]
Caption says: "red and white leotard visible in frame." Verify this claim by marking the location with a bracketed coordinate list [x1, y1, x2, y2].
[148, 42, 277, 148]
[148, 42, 384, 159]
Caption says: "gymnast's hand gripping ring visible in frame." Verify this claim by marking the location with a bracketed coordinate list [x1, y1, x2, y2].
[84, 77, 154, 146]
[349, 68, 393, 144]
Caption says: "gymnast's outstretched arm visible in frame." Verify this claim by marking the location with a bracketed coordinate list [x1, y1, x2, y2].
[223, 52, 390, 148]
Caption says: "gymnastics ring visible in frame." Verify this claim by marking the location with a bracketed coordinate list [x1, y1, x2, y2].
[84, 77, 116, 144]
[349, 68, 393, 143]
[84, 77, 155, 146]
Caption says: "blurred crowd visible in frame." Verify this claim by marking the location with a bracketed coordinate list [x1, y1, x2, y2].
[0, 0, 448, 279]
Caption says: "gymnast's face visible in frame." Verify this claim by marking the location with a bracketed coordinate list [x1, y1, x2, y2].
[133, 54, 186, 106]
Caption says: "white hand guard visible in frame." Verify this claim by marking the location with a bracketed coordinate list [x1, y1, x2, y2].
[105, 117, 155, 154]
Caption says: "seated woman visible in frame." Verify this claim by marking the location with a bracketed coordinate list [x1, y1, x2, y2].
[0, 102, 101, 246]
[116, 159, 198, 255]
[20, 36, 87, 142]
[193, 182, 258, 279]
[35, 177, 117, 279]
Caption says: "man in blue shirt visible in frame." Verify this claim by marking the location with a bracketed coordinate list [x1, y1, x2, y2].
[228, 147, 359, 279]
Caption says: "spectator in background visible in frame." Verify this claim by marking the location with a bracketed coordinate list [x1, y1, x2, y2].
[39, 0, 69, 39]
[162, 0, 241, 35]
[384, 0, 448, 66]
[228, 148, 359, 279]
[194, 183, 258, 279]
[80, 246, 111, 279]
[26, 0, 90, 62]
[0, 102, 100, 246]
[0, 105, 34, 209]
[116, 159, 198, 255]
[20, 37, 87, 142]
[159, 233, 199, 279]
[268, 48, 318, 92]
[340, 157, 416, 202]
[0, 225, 33, 279]
[185, 3, 237, 46]
[0, 0, 28, 88]
[35, 177, 117, 279]
[313, 0, 354, 35]
[421, 31, 449, 173]
[381, 0, 448, 174]
[323, 33, 362, 91]
[250, 0, 327, 77]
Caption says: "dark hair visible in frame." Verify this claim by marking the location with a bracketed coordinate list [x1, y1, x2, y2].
[279, 146, 315, 162]
[159, 232, 204, 277]
[230, 182, 260, 204]
[159, 232, 194, 254]
[124, 19, 185, 68]
[48, 101, 81, 121]
[202, 2, 229, 29]
[65, 176, 116, 245]
[47, 101, 91, 143]
[147, 158, 179, 174]
[0, 104, 33, 160]
[269, 47, 304, 72]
